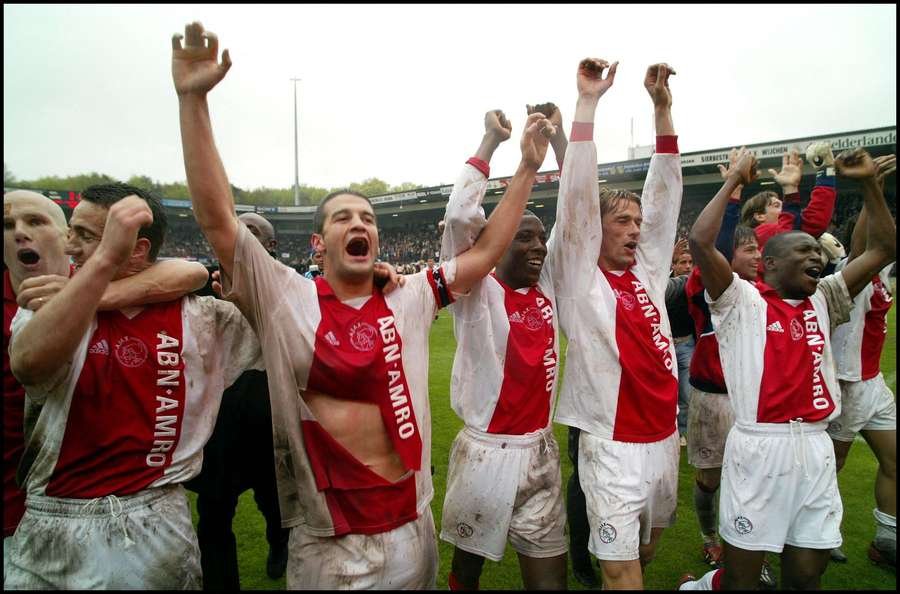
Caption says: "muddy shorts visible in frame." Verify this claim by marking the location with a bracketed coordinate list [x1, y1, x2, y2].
[687, 387, 735, 469]
[828, 374, 897, 442]
[286, 505, 438, 589]
[3, 484, 200, 589]
[439, 425, 566, 561]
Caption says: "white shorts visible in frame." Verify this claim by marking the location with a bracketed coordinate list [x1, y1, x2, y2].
[828, 374, 897, 442]
[687, 388, 735, 469]
[287, 505, 438, 589]
[579, 430, 679, 561]
[439, 426, 567, 562]
[719, 422, 843, 553]
[3, 484, 200, 590]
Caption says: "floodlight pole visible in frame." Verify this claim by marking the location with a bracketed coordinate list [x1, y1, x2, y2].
[291, 77, 302, 206]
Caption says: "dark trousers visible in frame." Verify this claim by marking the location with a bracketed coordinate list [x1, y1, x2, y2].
[566, 426, 592, 567]
[185, 370, 289, 590]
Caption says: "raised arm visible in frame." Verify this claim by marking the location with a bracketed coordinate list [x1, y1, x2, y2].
[799, 142, 838, 238]
[528, 102, 566, 170]
[11, 197, 152, 386]
[834, 149, 897, 298]
[546, 58, 617, 299]
[714, 148, 744, 261]
[768, 150, 804, 231]
[449, 113, 553, 295]
[635, 63, 683, 294]
[848, 154, 896, 262]
[690, 148, 759, 300]
[439, 110, 511, 261]
[15, 259, 209, 311]
[172, 22, 240, 278]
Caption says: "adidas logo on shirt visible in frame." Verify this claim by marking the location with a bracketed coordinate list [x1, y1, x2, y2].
[325, 331, 340, 346]
[766, 321, 785, 333]
[88, 339, 109, 355]
[508, 311, 524, 324]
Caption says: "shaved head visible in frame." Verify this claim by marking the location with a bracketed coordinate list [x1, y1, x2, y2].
[4, 190, 68, 232]
[4, 190, 70, 291]
[238, 212, 276, 251]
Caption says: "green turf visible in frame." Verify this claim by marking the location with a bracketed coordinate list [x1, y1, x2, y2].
[190, 302, 897, 589]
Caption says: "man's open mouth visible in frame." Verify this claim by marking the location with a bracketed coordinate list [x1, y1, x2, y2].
[17, 248, 40, 266]
[804, 265, 822, 280]
[346, 236, 370, 257]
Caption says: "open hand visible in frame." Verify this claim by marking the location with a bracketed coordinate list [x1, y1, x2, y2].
[172, 21, 232, 97]
[577, 58, 618, 100]
[767, 150, 803, 191]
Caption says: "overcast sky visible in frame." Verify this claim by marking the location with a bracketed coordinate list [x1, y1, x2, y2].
[4, 4, 896, 193]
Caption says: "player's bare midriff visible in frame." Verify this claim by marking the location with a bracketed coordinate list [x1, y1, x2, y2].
[303, 389, 407, 482]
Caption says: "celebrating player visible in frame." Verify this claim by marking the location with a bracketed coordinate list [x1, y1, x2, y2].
[172, 21, 553, 588]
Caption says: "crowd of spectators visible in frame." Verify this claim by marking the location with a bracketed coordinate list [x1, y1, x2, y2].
[158, 187, 894, 275]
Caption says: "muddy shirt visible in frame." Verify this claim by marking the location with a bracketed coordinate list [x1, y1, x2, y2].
[10, 296, 262, 497]
[222, 223, 454, 537]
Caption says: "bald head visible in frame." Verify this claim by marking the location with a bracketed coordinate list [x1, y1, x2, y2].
[238, 212, 276, 252]
[4, 190, 68, 232]
[4, 190, 71, 291]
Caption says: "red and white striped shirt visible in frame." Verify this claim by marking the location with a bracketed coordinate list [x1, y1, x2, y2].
[552, 132, 683, 442]
[440, 163, 559, 435]
[222, 223, 454, 537]
[708, 273, 852, 425]
[832, 261, 894, 382]
[9, 296, 262, 498]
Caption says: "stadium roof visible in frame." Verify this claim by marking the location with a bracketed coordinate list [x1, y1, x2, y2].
[8, 125, 895, 228]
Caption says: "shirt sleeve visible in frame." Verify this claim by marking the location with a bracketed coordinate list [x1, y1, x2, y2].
[9, 307, 85, 405]
[439, 163, 490, 263]
[439, 162, 491, 322]
[546, 128, 603, 300]
[220, 223, 313, 337]
[800, 171, 837, 238]
[817, 272, 853, 331]
[635, 142, 683, 300]
[706, 272, 749, 329]
[212, 298, 265, 388]
[715, 199, 742, 262]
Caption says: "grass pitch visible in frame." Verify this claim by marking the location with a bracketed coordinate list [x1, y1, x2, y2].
[191, 301, 897, 590]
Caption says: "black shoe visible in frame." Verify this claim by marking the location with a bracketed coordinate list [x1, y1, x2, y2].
[266, 542, 288, 579]
[830, 546, 848, 563]
[572, 558, 598, 588]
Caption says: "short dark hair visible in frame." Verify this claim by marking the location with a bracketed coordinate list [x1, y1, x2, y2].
[732, 225, 757, 253]
[80, 182, 167, 261]
[312, 189, 373, 234]
[740, 191, 779, 228]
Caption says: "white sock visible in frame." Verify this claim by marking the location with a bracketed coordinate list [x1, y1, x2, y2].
[873, 508, 896, 550]
[679, 569, 721, 590]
